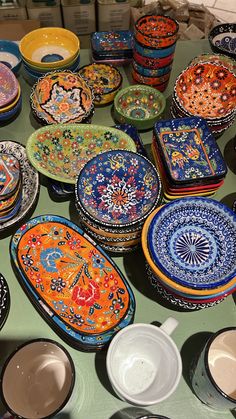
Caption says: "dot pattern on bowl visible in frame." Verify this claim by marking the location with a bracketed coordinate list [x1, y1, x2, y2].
[117, 88, 163, 119]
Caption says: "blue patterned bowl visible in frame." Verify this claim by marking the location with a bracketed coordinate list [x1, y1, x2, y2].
[133, 39, 176, 58]
[0, 40, 22, 75]
[209, 23, 236, 59]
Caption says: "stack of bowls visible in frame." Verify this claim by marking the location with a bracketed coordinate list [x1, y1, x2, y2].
[91, 30, 133, 66]
[188, 52, 236, 74]
[171, 61, 236, 138]
[142, 197, 236, 310]
[0, 153, 23, 223]
[75, 149, 162, 254]
[152, 116, 228, 202]
[19, 27, 80, 85]
[0, 40, 22, 75]
[132, 14, 179, 92]
[0, 63, 22, 123]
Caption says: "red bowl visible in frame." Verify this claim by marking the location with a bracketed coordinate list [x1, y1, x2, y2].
[135, 14, 179, 49]
[133, 49, 174, 69]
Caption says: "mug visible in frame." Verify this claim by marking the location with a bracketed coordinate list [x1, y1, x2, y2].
[191, 327, 236, 411]
[106, 317, 182, 406]
[0, 338, 76, 419]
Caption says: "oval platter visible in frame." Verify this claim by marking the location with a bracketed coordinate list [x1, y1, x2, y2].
[10, 215, 135, 351]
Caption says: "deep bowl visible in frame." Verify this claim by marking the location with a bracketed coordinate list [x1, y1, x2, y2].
[208, 23, 236, 59]
[0, 40, 22, 75]
[135, 14, 179, 49]
[114, 84, 166, 130]
[19, 27, 80, 69]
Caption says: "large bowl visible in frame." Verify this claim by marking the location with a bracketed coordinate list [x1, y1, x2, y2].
[208, 23, 236, 60]
[134, 14, 179, 49]
[19, 27, 80, 69]
[26, 124, 137, 184]
[0, 63, 19, 108]
[114, 84, 166, 130]
[30, 70, 94, 125]
[0, 40, 22, 75]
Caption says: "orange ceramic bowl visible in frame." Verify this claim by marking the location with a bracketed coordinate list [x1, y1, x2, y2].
[135, 14, 179, 49]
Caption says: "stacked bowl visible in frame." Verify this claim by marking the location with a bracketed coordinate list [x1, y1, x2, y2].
[91, 30, 133, 66]
[132, 14, 179, 91]
[142, 197, 236, 310]
[0, 63, 22, 123]
[19, 27, 80, 85]
[0, 153, 23, 223]
[75, 149, 162, 254]
[0, 40, 22, 76]
[171, 61, 236, 138]
[208, 23, 236, 60]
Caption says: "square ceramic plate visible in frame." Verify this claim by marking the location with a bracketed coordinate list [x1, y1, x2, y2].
[91, 30, 133, 57]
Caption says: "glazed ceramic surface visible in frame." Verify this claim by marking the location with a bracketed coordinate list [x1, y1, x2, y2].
[153, 117, 227, 183]
[10, 215, 135, 349]
[91, 31, 133, 55]
[26, 124, 136, 184]
[133, 49, 174, 69]
[174, 62, 236, 119]
[189, 53, 236, 74]
[0, 273, 10, 330]
[0, 63, 18, 108]
[114, 84, 166, 130]
[78, 63, 122, 105]
[0, 141, 39, 233]
[30, 71, 94, 124]
[0, 40, 22, 75]
[147, 197, 236, 289]
[114, 123, 147, 157]
[209, 23, 236, 59]
[132, 60, 172, 77]
[133, 40, 176, 59]
[76, 149, 162, 227]
[0, 154, 20, 199]
[134, 14, 179, 48]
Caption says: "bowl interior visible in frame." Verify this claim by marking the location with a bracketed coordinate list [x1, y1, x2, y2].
[211, 31, 236, 55]
[0, 63, 19, 107]
[0, 40, 21, 71]
[79, 63, 122, 95]
[136, 14, 178, 38]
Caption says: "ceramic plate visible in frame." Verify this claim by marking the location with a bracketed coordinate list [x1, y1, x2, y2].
[26, 124, 136, 184]
[0, 153, 21, 199]
[76, 149, 162, 227]
[147, 197, 236, 289]
[10, 215, 135, 350]
[0, 273, 10, 330]
[0, 141, 39, 233]
[0, 62, 18, 108]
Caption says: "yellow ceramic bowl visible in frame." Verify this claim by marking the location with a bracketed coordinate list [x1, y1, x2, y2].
[23, 51, 80, 73]
[141, 207, 236, 296]
[19, 27, 80, 69]
[0, 84, 21, 113]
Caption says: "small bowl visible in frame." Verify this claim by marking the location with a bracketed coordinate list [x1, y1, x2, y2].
[0, 63, 19, 108]
[78, 63, 123, 105]
[133, 49, 174, 69]
[114, 84, 166, 130]
[0, 40, 22, 75]
[19, 27, 80, 69]
[133, 39, 176, 59]
[132, 65, 171, 86]
[133, 60, 173, 77]
[135, 14, 179, 49]
[208, 23, 236, 59]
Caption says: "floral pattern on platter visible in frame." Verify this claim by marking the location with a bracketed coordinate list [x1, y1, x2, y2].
[0, 62, 18, 107]
[147, 197, 236, 289]
[10, 216, 135, 344]
[174, 62, 236, 119]
[0, 153, 20, 198]
[76, 149, 162, 227]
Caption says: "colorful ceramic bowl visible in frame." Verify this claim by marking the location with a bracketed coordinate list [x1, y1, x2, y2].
[30, 70, 94, 125]
[0, 85, 21, 114]
[19, 27, 80, 69]
[135, 14, 179, 49]
[132, 65, 171, 86]
[91, 30, 133, 57]
[0, 63, 18, 108]
[133, 39, 176, 59]
[26, 124, 136, 184]
[0, 94, 22, 123]
[208, 23, 236, 59]
[78, 63, 123, 105]
[114, 84, 166, 130]
[133, 60, 172, 77]
[189, 53, 236, 74]
[10, 214, 135, 350]
[133, 49, 174, 69]
[0, 40, 22, 75]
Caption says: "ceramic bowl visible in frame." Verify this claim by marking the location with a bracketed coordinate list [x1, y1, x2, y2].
[0, 63, 19, 108]
[19, 27, 80, 69]
[91, 30, 133, 57]
[0, 85, 21, 114]
[30, 70, 94, 125]
[114, 84, 166, 130]
[133, 49, 174, 69]
[78, 63, 123, 105]
[133, 39, 176, 59]
[189, 53, 236, 74]
[132, 65, 171, 86]
[133, 60, 173, 77]
[0, 40, 22, 75]
[134, 14, 179, 49]
[26, 124, 137, 184]
[0, 94, 22, 123]
[208, 23, 236, 59]
[23, 52, 80, 76]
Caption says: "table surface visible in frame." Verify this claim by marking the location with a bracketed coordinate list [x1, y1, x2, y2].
[0, 39, 236, 419]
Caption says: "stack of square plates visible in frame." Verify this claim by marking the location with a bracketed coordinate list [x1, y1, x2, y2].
[0, 153, 22, 223]
[91, 30, 133, 66]
[75, 149, 162, 254]
[152, 116, 227, 201]
[141, 197, 236, 310]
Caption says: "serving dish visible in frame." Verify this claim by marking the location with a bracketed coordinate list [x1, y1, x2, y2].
[91, 30, 133, 57]
[189, 53, 236, 73]
[26, 124, 136, 184]
[0, 63, 18, 108]
[0, 40, 22, 75]
[0, 153, 21, 199]
[10, 214, 135, 351]
[133, 39, 176, 59]
[134, 14, 179, 49]
[0, 273, 10, 330]
[208, 23, 236, 59]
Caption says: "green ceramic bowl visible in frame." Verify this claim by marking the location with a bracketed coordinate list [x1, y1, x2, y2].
[114, 84, 166, 130]
[26, 124, 137, 184]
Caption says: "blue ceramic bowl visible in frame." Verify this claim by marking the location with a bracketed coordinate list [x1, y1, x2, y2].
[132, 60, 172, 77]
[133, 39, 176, 58]
[0, 40, 22, 75]
[23, 53, 81, 78]
[208, 23, 236, 59]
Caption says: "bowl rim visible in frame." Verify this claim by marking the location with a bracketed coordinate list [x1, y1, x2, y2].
[135, 14, 179, 39]
[78, 62, 123, 96]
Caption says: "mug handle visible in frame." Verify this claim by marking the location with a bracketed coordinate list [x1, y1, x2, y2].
[160, 317, 179, 336]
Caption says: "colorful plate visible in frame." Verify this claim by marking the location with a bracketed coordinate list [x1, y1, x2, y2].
[91, 30, 133, 56]
[0, 63, 18, 108]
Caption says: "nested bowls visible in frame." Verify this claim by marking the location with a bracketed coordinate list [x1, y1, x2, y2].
[78, 63, 122, 105]
[134, 14, 179, 49]
[0, 40, 22, 75]
[0, 63, 22, 122]
[114, 84, 166, 130]
[26, 124, 136, 184]
[30, 70, 94, 125]
[208, 23, 236, 59]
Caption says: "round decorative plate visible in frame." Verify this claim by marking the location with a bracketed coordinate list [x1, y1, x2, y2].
[76, 149, 162, 227]
[0, 272, 10, 330]
[0, 141, 39, 233]
[147, 197, 236, 289]
[26, 124, 137, 184]
[0, 62, 18, 108]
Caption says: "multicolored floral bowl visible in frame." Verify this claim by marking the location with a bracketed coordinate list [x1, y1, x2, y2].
[19, 27, 80, 69]
[134, 14, 179, 49]
[30, 70, 94, 125]
[0, 63, 19, 108]
[131, 65, 171, 86]
[114, 84, 166, 130]
[208, 23, 236, 59]
[133, 39, 176, 59]
[10, 214, 135, 351]
[133, 49, 174, 69]
[189, 53, 236, 74]
[78, 63, 122, 105]
[26, 124, 137, 184]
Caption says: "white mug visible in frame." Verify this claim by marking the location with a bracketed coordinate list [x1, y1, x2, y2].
[106, 317, 182, 406]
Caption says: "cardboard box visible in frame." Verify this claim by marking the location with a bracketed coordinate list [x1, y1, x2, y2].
[61, 0, 96, 35]
[27, 0, 63, 26]
[97, 0, 130, 32]
[0, 0, 27, 20]
[0, 19, 40, 40]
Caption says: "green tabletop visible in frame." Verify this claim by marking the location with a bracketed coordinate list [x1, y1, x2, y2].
[0, 39, 235, 419]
